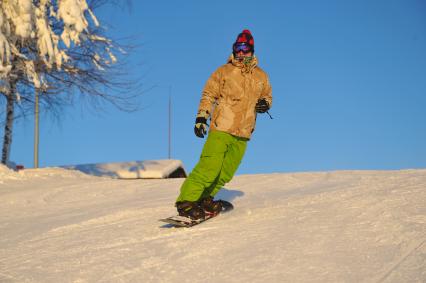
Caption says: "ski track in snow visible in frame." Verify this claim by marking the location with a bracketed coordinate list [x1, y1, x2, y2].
[0, 167, 425, 282]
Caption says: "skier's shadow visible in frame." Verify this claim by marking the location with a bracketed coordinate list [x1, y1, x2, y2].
[215, 187, 244, 202]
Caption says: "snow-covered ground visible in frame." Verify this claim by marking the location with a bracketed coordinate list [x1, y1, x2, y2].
[0, 165, 425, 282]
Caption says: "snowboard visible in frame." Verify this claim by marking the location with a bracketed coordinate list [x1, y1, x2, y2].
[160, 200, 234, 228]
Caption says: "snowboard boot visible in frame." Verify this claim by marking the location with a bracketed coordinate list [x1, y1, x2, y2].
[176, 201, 205, 220]
[200, 196, 223, 215]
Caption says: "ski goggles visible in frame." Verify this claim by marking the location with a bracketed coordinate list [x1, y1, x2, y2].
[233, 43, 252, 53]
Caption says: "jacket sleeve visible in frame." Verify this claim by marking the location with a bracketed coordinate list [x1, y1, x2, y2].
[197, 68, 222, 117]
[260, 73, 272, 108]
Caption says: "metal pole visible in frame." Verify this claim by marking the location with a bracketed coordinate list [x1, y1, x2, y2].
[34, 89, 39, 168]
[168, 86, 172, 159]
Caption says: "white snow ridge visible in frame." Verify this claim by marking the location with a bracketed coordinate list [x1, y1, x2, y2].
[0, 168, 425, 282]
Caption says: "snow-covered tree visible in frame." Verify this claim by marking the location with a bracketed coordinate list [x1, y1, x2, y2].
[0, 0, 139, 165]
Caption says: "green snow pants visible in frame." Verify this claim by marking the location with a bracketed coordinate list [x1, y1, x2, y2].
[176, 131, 248, 202]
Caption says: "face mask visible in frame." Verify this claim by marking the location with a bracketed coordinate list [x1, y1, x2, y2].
[242, 56, 253, 65]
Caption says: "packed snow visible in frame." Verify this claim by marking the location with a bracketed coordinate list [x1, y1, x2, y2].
[0, 164, 425, 282]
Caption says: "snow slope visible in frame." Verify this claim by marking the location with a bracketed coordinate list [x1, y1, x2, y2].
[0, 166, 425, 282]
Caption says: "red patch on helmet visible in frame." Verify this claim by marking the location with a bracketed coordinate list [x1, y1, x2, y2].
[237, 34, 248, 43]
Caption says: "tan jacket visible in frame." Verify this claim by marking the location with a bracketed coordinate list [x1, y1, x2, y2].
[197, 54, 272, 139]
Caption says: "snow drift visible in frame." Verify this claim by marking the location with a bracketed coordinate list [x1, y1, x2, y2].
[0, 166, 425, 282]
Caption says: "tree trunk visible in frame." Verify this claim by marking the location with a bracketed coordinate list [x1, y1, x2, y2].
[1, 84, 15, 165]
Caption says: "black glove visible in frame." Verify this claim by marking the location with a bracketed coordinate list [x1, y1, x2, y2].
[255, 98, 270, 113]
[194, 111, 209, 138]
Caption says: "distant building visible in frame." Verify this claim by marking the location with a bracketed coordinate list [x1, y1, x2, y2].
[64, 159, 187, 179]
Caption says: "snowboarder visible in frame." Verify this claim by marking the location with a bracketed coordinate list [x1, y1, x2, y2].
[175, 29, 272, 220]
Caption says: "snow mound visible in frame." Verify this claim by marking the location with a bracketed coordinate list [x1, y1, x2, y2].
[0, 163, 21, 183]
[0, 164, 95, 184]
[21, 167, 98, 180]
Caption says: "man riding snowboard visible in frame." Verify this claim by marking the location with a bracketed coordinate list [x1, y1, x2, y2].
[175, 29, 272, 220]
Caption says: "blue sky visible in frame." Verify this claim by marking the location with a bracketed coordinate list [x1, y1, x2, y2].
[9, 0, 426, 174]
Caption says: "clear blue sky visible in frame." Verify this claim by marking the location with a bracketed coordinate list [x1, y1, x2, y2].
[9, 0, 426, 174]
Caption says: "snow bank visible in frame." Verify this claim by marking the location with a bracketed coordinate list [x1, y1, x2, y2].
[0, 164, 94, 184]
[0, 169, 425, 282]
[0, 163, 21, 183]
